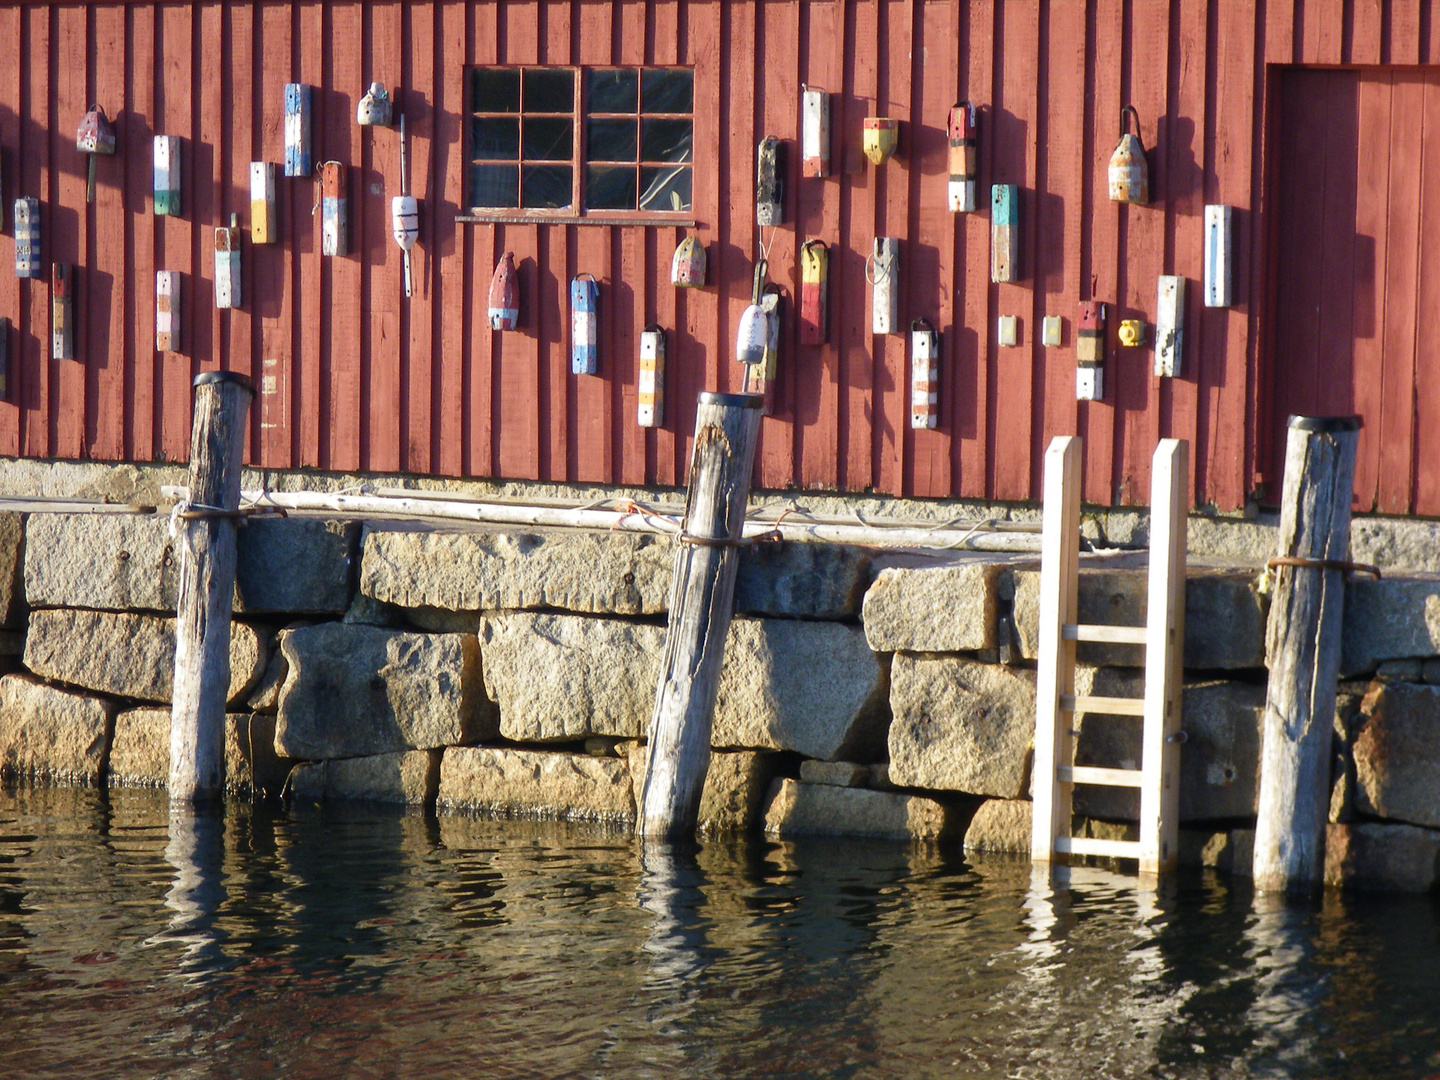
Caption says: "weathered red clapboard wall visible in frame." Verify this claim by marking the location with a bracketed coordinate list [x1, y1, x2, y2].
[1, 1, 1438, 510]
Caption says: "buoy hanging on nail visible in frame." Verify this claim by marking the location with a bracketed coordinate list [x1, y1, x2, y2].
[1108, 105, 1149, 204]
[488, 252, 518, 330]
[910, 318, 940, 430]
[14, 197, 39, 279]
[153, 136, 181, 216]
[799, 239, 828, 345]
[947, 102, 977, 213]
[863, 117, 899, 166]
[801, 87, 830, 178]
[1076, 301, 1106, 401]
[320, 161, 347, 257]
[1204, 205, 1233, 307]
[393, 113, 417, 297]
[156, 271, 180, 353]
[250, 162, 277, 244]
[284, 83, 313, 177]
[736, 300, 768, 366]
[756, 136, 784, 226]
[758, 285, 783, 382]
[638, 324, 665, 428]
[51, 263, 74, 361]
[570, 274, 599, 375]
[1155, 275, 1186, 377]
[214, 219, 241, 310]
[869, 237, 899, 335]
[670, 236, 706, 287]
[991, 184, 1018, 283]
[357, 81, 393, 127]
[76, 105, 116, 204]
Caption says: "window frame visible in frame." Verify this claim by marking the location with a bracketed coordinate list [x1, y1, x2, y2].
[462, 63, 697, 226]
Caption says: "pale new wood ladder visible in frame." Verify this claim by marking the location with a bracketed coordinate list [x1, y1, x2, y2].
[1031, 436, 1188, 876]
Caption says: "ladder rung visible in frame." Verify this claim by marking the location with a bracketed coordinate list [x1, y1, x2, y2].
[1062, 622, 1148, 645]
[1058, 765, 1145, 788]
[1059, 694, 1148, 717]
[1055, 836, 1142, 859]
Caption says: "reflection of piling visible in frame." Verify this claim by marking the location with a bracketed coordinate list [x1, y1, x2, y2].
[1253, 416, 1361, 893]
[169, 372, 255, 803]
[640, 393, 763, 838]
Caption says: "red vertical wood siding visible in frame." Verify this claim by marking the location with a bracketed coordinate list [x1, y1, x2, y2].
[2, 0, 1439, 512]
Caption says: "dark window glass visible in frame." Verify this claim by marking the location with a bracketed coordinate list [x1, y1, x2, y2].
[639, 166, 691, 212]
[471, 117, 520, 160]
[586, 165, 637, 210]
[472, 68, 520, 113]
[522, 165, 572, 208]
[524, 117, 573, 161]
[588, 68, 638, 113]
[640, 118, 691, 163]
[587, 118, 638, 162]
[524, 68, 574, 113]
[642, 68, 693, 114]
[471, 163, 519, 208]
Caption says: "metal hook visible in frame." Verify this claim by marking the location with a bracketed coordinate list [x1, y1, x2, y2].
[1120, 104, 1141, 139]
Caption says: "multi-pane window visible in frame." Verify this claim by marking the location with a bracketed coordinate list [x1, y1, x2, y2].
[468, 65, 694, 216]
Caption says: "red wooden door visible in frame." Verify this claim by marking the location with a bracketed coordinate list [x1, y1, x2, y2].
[1268, 67, 1440, 514]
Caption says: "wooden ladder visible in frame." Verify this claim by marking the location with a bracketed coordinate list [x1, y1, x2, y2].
[1031, 436, 1188, 876]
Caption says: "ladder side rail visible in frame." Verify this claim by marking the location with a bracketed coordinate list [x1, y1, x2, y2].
[1138, 438, 1188, 875]
[1032, 436, 1083, 867]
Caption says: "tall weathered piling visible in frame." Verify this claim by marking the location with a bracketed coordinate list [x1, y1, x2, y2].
[1253, 415, 1361, 892]
[640, 392, 763, 838]
[169, 372, 254, 803]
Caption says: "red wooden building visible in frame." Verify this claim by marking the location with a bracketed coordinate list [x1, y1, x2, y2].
[2, 0, 1439, 513]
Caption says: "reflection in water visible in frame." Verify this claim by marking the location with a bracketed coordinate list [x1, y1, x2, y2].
[151, 808, 228, 983]
[1, 786, 1438, 1079]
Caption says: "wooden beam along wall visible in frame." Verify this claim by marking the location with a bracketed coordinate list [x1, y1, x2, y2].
[0, 1, 1435, 513]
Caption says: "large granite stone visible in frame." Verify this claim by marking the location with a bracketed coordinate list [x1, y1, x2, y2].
[1352, 680, 1440, 828]
[478, 612, 664, 743]
[25, 512, 178, 612]
[625, 744, 778, 833]
[862, 562, 1003, 653]
[963, 798, 1033, 853]
[712, 618, 890, 760]
[761, 778, 956, 840]
[0, 674, 113, 783]
[478, 612, 888, 760]
[437, 746, 635, 822]
[1071, 672, 1265, 823]
[887, 655, 1035, 798]
[275, 623, 493, 760]
[25, 511, 355, 616]
[0, 513, 24, 627]
[1013, 566, 1266, 670]
[361, 527, 674, 615]
[234, 517, 358, 615]
[108, 708, 288, 796]
[1324, 822, 1440, 892]
[733, 541, 872, 619]
[1341, 577, 1440, 674]
[24, 609, 267, 706]
[289, 750, 439, 806]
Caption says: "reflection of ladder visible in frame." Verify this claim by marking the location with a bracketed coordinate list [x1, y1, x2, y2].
[1031, 436, 1188, 876]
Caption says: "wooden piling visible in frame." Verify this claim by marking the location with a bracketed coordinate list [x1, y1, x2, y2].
[1252, 415, 1361, 892]
[169, 372, 254, 803]
[640, 392, 763, 838]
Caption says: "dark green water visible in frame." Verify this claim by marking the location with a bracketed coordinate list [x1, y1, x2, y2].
[1, 786, 1437, 1079]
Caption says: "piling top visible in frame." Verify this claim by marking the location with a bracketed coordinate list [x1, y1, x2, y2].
[1288, 414, 1361, 433]
[194, 370, 256, 394]
[698, 392, 764, 409]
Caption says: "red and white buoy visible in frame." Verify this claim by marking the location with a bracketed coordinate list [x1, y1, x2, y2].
[488, 252, 519, 331]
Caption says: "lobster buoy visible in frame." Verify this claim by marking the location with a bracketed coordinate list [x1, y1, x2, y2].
[671, 236, 707, 287]
[570, 274, 599, 375]
[1108, 105, 1149, 205]
[488, 252, 519, 331]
